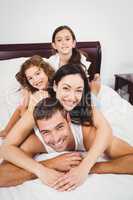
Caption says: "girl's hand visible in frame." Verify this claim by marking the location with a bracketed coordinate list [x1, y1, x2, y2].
[28, 90, 48, 112]
[89, 73, 101, 96]
[53, 161, 89, 191]
[0, 130, 7, 138]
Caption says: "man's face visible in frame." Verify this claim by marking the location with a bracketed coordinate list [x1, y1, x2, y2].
[37, 111, 72, 152]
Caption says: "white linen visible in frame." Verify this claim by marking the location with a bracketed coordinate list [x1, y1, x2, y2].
[0, 152, 133, 200]
[98, 85, 133, 145]
[0, 57, 28, 127]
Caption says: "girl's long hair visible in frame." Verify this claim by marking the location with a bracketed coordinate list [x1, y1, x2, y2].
[16, 55, 55, 93]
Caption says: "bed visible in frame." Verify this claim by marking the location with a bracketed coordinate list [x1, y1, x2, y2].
[0, 41, 133, 200]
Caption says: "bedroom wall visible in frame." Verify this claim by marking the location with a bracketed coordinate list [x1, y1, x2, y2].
[0, 0, 133, 86]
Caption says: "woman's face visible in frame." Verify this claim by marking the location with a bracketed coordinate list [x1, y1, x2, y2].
[25, 65, 48, 90]
[52, 29, 76, 56]
[54, 74, 84, 111]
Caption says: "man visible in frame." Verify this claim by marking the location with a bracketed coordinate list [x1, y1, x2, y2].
[0, 97, 133, 191]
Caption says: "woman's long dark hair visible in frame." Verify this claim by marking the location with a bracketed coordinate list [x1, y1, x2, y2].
[48, 63, 93, 126]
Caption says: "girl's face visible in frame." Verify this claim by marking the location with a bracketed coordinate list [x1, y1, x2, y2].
[54, 74, 84, 111]
[52, 29, 76, 56]
[25, 65, 48, 90]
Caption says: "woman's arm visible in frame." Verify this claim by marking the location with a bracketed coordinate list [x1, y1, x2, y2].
[82, 107, 113, 170]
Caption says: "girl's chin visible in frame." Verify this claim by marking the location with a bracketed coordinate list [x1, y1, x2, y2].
[63, 105, 75, 111]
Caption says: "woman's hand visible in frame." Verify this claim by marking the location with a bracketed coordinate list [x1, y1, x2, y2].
[52, 161, 89, 191]
[36, 164, 64, 187]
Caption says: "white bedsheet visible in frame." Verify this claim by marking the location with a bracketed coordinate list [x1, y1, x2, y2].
[0, 152, 133, 200]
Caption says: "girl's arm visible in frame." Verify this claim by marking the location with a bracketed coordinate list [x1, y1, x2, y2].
[0, 106, 21, 137]
[0, 88, 31, 138]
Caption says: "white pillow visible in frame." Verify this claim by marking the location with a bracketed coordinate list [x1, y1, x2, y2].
[0, 57, 29, 127]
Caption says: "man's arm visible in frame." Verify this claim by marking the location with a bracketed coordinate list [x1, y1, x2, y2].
[0, 161, 35, 187]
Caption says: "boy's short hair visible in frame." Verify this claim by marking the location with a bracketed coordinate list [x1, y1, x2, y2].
[33, 97, 67, 124]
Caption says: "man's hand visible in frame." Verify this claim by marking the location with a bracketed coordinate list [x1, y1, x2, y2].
[52, 152, 82, 172]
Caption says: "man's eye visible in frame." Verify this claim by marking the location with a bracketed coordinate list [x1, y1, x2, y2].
[42, 131, 49, 135]
[58, 125, 64, 130]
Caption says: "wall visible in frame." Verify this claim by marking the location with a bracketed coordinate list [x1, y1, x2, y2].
[0, 0, 133, 86]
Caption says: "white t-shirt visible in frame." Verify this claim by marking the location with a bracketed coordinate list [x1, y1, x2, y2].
[47, 53, 91, 73]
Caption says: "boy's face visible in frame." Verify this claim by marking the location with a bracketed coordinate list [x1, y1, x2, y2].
[37, 111, 72, 152]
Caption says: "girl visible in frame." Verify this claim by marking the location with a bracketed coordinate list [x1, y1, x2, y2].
[0, 55, 54, 137]
[48, 25, 101, 95]
[0, 64, 112, 190]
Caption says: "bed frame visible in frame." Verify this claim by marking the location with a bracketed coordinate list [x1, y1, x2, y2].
[0, 41, 101, 80]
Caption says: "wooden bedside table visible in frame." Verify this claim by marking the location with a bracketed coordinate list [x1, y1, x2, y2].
[114, 73, 133, 105]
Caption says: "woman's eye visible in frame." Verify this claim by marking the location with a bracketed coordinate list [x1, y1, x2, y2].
[63, 87, 69, 90]
[76, 90, 83, 93]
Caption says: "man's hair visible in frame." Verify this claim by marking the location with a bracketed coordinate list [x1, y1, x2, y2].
[33, 97, 67, 125]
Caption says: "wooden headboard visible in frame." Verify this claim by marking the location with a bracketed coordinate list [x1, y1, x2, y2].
[0, 41, 101, 80]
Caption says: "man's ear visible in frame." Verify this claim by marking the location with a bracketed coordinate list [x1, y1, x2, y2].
[53, 81, 57, 92]
[52, 42, 56, 50]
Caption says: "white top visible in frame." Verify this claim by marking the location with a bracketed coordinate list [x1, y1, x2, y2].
[47, 53, 91, 73]
[34, 123, 85, 153]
